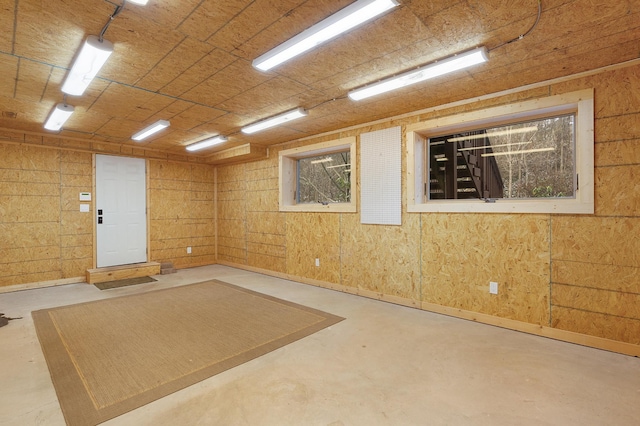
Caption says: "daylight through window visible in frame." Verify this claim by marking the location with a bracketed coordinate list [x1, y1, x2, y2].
[297, 151, 351, 204]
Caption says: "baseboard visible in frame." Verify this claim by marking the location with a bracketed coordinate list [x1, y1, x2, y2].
[0, 277, 85, 294]
[216, 260, 640, 357]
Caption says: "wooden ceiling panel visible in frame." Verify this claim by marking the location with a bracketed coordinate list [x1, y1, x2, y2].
[177, 0, 254, 42]
[0, 0, 14, 53]
[159, 48, 238, 98]
[13, 0, 112, 67]
[15, 60, 52, 102]
[217, 76, 311, 116]
[0, 53, 18, 96]
[0, 0, 637, 159]
[181, 59, 271, 106]
[206, 0, 305, 53]
[134, 37, 213, 92]
[166, 104, 228, 131]
[87, 83, 156, 120]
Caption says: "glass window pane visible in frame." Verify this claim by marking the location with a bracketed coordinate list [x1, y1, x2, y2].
[427, 115, 575, 200]
[297, 151, 351, 204]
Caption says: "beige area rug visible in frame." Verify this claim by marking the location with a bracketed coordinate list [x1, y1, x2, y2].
[32, 280, 344, 426]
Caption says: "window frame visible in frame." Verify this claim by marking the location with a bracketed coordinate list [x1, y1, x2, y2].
[279, 137, 357, 212]
[406, 89, 594, 214]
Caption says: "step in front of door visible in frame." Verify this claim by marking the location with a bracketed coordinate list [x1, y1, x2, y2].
[86, 262, 161, 284]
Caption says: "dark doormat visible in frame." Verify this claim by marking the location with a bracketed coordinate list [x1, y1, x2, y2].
[94, 276, 157, 291]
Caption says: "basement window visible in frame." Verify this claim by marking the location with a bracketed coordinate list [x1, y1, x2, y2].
[406, 89, 594, 214]
[279, 137, 356, 212]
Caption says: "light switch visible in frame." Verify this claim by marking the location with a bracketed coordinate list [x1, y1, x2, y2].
[80, 204, 90, 212]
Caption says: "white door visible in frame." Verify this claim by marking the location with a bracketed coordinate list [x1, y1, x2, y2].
[96, 155, 147, 267]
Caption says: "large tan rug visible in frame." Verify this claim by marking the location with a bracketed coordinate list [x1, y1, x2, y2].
[32, 279, 344, 426]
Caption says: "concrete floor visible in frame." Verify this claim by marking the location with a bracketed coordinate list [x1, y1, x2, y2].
[1, 265, 639, 426]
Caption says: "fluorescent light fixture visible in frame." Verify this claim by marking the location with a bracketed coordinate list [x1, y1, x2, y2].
[61, 35, 114, 96]
[348, 46, 489, 101]
[44, 103, 75, 131]
[241, 108, 308, 134]
[186, 135, 228, 152]
[457, 141, 531, 152]
[253, 0, 399, 71]
[132, 120, 170, 141]
[310, 158, 334, 164]
[128, 0, 149, 5]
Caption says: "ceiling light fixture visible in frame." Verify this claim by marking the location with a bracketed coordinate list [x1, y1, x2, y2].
[241, 108, 308, 134]
[61, 35, 114, 96]
[252, 0, 399, 72]
[185, 135, 228, 152]
[127, 0, 149, 5]
[44, 103, 75, 131]
[132, 120, 170, 141]
[348, 46, 489, 101]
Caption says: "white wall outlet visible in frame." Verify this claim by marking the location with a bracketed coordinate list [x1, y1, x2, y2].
[489, 281, 498, 294]
[187, 246, 192, 254]
[315, 258, 320, 267]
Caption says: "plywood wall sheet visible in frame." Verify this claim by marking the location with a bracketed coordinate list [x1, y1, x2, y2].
[0, 144, 59, 170]
[61, 257, 92, 279]
[0, 180, 58, 197]
[340, 213, 421, 300]
[247, 211, 286, 235]
[218, 199, 246, 221]
[0, 0, 14, 52]
[148, 189, 191, 220]
[248, 252, 286, 274]
[553, 283, 640, 321]
[595, 165, 640, 216]
[149, 160, 192, 181]
[190, 200, 215, 220]
[552, 306, 640, 345]
[1, 195, 60, 223]
[247, 241, 286, 259]
[421, 213, 550, 325]
[0, 54, 18, 95]
[596, 113, 640, 143]
[596, 140, 640, 167]
[218, 218, 246, 240]
[149, 219, 193, 241]
[285, 213, 341, 284]
[245, 189, 279, 212]
[0, 222, 59, 249]
[0, 246, 60, 264]
[551, 216, 640, 267]
[60, 210, 90, 237]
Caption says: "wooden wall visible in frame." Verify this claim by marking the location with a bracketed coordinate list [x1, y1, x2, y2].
[0, 137, 216, 288]
[217, 63, 640, 349]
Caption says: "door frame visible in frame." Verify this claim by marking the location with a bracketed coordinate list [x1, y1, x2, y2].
[92, 154, 151, 268]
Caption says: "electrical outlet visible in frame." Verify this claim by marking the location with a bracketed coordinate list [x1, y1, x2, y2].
[315, 258, 320, 267]
[187, 246, 192, 254]
[489, 281, 498, 294]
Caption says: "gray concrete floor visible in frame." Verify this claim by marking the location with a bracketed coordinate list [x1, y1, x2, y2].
[1, 265, 639, 426]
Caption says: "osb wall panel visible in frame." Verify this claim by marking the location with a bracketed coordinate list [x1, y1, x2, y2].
[242, 158, 287, 273]
[548, 64, 640, 344]
[421, 214, 551, 325]
[286, 213, 341, 284]
[217, 163, 248, 264]
[0, 143, 92, 286]
[148, 161, 216, 268]
[340, 214, 421, 300]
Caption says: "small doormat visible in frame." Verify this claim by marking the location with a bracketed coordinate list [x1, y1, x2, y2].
[94, 276, 157, 290]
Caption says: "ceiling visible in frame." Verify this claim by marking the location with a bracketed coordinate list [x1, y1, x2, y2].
[0, 0, 638, 159]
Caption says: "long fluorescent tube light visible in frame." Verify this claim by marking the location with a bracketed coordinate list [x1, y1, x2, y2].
[241, 108, 308, 134]
[61, 35, 114, 96]
[132, 120, 170, 141]
[128, 0, 149, 5]
[44, 103, 75, 131]
[253, 0, 399, 71]
[348, 46, 489, 101]
[186, 135, 228, 152]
